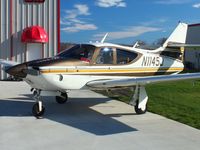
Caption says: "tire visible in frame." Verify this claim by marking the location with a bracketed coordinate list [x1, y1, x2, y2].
[134, 100, 147, 114]
[56, 93, 68, 104]
[32, 103, 45, 117]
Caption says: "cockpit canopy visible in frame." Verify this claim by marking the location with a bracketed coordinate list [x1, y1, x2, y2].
[58, 44, 95, 62]
[58, 44, 139, 65]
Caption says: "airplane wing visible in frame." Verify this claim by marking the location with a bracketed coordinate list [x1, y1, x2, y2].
[86, 73, 200, 88]
[0, 59, 19, 70]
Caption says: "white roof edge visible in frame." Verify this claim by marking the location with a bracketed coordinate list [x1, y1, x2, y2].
[87, 42, 151, 53]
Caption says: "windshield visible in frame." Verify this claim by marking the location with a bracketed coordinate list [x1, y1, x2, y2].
[58, 44, 96, 62]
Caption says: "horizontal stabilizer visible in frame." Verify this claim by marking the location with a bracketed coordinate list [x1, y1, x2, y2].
[167, 42, 200, 49]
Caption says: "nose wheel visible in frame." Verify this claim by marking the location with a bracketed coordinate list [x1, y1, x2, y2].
[32, 89, 45, 118]
[31, 90, 68, 118]
[32, 102, 45, 117]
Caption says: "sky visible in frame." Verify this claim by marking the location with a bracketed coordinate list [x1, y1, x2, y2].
[60, 0, 200, 45]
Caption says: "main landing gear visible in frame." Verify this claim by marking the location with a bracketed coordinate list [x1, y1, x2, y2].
[129, 85, 148, 114]
[31, 89, 68, 118]
[56, 92, 68, 104]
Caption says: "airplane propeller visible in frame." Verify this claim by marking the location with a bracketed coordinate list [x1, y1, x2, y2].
[6, 63, 40, 78]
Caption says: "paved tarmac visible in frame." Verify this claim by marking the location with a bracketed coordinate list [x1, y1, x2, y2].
[0, 81, 200, 150]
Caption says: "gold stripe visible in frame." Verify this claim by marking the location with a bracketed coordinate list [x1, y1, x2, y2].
[40, 67, 183, 74]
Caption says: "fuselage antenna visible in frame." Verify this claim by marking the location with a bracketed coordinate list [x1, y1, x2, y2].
[101, 33, 108, 43]
[133, 41, 139, 48]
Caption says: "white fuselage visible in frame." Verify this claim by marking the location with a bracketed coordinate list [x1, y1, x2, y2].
[24, 44, 184, 92]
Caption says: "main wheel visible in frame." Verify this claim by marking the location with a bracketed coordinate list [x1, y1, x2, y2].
[56, 92, 68, 104]
[134, 100, 147, 114]
[32, 103, 45, 117]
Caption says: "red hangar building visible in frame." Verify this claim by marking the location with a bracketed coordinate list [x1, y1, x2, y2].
[0, 0, 60, 80]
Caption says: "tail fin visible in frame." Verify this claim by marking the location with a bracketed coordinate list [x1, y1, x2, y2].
[163, 23, 188, 48]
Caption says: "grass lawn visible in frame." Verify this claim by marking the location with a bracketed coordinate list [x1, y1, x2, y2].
[96, 80, 200, 129]
[146, 80, 200, 129]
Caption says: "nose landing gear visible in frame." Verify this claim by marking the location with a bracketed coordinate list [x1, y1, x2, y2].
[31, 89, 69, 118]
[32, 102, 45, 117]
[32, 89, 45, 118]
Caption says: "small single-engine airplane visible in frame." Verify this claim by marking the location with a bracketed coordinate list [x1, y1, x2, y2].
[1, 22, 200, 117]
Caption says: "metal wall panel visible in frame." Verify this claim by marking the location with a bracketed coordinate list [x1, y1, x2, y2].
[0, 0, 11, 79]
[185, 25, 200, 70]
[0, 0, 59, 80]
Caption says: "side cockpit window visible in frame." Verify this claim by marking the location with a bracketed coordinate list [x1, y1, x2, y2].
[79, 47, 94, 62]
[96, 47, 114, 64]
[116, 49, 138, 64]
[58, 44, 95, 63]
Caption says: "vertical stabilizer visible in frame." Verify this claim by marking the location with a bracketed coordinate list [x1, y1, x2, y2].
[163, 23, 188, 47]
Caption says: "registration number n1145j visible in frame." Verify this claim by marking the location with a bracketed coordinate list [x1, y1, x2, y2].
[142, 56, 163, 66]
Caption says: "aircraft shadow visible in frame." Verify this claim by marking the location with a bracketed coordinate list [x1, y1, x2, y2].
[0, 95, 137, 135]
